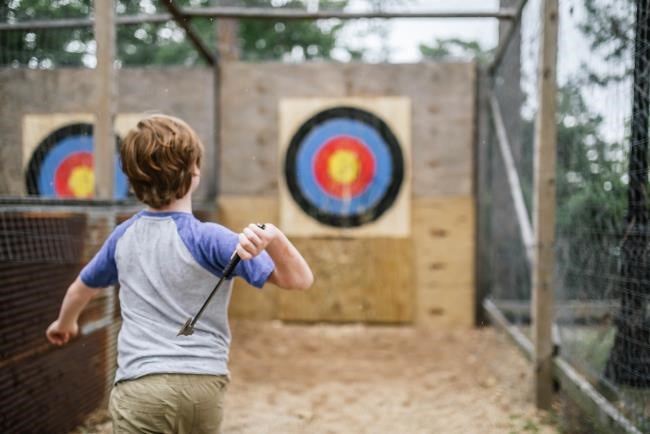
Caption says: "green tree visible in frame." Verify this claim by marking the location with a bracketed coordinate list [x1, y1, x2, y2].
[579, 0, 636, 85]
[0, 0, 355, 67]
[550, 80, 628, 298]
[419, 37, 493, 64]
[237, 0, 346, 61]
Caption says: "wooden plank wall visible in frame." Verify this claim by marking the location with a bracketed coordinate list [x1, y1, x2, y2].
[220, 195, 474, 326]
[220, 62, 477, 327]
[220, 63, 474, 198]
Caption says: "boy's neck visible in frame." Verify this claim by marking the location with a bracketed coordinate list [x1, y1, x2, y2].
[149, 194, 192, 214]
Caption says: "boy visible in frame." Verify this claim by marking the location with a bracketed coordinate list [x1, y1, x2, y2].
[46, 114, 313, 433]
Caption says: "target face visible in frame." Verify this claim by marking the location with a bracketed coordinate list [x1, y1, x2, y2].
[25, 123, 128, 199]
[285, 107, 404, 227]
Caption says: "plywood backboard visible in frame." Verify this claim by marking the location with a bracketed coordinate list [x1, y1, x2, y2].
[22, 113, 143, 169]
[278, 97, 411, 238]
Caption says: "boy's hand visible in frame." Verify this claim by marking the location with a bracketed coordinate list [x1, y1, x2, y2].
[236, 223, 278, 260]
[46, 319, 79, 346]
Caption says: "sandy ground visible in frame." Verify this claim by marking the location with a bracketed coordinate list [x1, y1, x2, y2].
[73, 321, 559, 434]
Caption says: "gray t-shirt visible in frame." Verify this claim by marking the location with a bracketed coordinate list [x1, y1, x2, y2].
[80, 210, 274, 383]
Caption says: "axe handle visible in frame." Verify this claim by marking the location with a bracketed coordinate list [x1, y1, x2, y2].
[182, 223, 266, 334]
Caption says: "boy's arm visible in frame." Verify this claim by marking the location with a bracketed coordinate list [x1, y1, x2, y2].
[236, 223, 313, 290]
[46, 276, 100, 346]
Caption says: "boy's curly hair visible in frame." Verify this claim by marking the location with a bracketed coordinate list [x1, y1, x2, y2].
[120, 115, 204, 209]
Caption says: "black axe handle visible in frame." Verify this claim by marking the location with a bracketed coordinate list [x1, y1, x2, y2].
[177, 223, 265, 336]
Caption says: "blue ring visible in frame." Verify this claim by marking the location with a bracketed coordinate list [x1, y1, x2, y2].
[295, 118, 393, 216]
[37, 134, 128, 199]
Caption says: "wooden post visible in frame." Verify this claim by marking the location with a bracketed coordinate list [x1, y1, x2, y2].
[212, 24, 223, 199]
[94, 0, 117, 199]
[217, 18, 240, 61]
[531, 0, 559, 409]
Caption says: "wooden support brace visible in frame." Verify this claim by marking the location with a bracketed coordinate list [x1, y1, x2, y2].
[488, 91, 535, 265]
[161, 0, 217, 66]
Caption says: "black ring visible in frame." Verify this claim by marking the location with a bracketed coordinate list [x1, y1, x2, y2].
[25, 123, 121, 196]
[284, 106, 404, 228]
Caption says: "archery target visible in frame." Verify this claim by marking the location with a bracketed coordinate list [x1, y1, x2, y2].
[22, 113, 142, 199]
[25, 123, 127, 199]
[285, 107, 403, 227]
[280, 97, 411, 237]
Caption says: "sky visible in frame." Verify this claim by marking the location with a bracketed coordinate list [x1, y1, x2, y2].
[333, 0, 633, 145]
[334, 0, 500, 62]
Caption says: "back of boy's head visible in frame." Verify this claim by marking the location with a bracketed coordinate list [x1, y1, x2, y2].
[120, 114, 204, 209]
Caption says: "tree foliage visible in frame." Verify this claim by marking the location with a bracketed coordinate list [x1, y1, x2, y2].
[418, 37, 493, 64]
[0, 0, 352, 67]
[579, 0, 636, 85]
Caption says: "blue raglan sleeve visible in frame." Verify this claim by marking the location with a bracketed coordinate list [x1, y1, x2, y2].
[79, 215, 138, 288]
[193, 221, 275, 288]
[79, 229, 120, 288]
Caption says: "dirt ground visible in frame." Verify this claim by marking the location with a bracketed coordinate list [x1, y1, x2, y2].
[73, 321, 559, 434]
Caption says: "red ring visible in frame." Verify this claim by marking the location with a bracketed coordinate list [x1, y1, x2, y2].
[54, 152, 93, 198]
[313, 136, 375, 198]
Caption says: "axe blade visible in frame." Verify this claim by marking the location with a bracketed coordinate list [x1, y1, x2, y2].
[177, 318, 195, 336]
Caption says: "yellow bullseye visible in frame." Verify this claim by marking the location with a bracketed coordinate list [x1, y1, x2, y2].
[68, 166, 94, 198]
[327, 150, 360, 184]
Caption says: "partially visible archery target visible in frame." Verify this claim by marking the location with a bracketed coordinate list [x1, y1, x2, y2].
[280, 98, 411, 237]
[25, 123, 129, 199]
[285, 107, 403, 227]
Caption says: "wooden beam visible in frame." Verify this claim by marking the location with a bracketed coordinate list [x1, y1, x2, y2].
[483, 298, 534, 360]
[217, 18, 240, 61]
[488, 0, 528, 74]
[187, 6, 518, 20]
[485, 298, 643, 434]
[160, 0, 216, 66]
[488, 90, 535, 265]
[212, 22, 222, 199]
[491, 299, 622, 322]
[531, 0, 559, 410]
[0, 14, 171, 31]
[94, 0, 116, 200]
[0, 7, 517, 31]
[553, 358, 643, 434]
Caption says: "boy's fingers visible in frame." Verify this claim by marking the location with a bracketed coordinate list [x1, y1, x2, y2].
[250, 223, 269, 239]
[235, 243, 252, 260]
[238, 232, 256, 252]
[251, 223, 276, 245]
[243, 227, 262, 248]
[47, 331, 65, 346]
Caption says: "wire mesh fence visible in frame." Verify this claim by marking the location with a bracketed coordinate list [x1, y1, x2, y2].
[0, 206, 116, 434]
[554, 0, 650, 429]
[481, 0, 540, 326]
[483, 0, 650, 430]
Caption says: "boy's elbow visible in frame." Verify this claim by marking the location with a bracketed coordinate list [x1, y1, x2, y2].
[284, 270, 313, 291]
[295, 270, 313, 290]
[268, 268, 313, 290]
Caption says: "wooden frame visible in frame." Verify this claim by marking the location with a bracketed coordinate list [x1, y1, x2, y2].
[93, 0, 116, 200]
[484, 298, 642, 434]
[531, 0, 559, 409]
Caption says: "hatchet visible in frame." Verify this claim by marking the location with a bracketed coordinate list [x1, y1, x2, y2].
[177, 223, 265, 336]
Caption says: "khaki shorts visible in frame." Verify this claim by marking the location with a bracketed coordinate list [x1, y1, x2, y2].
[109, 373, 229, 434]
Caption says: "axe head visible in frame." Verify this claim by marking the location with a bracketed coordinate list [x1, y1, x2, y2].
[177, 318, 195, 336]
